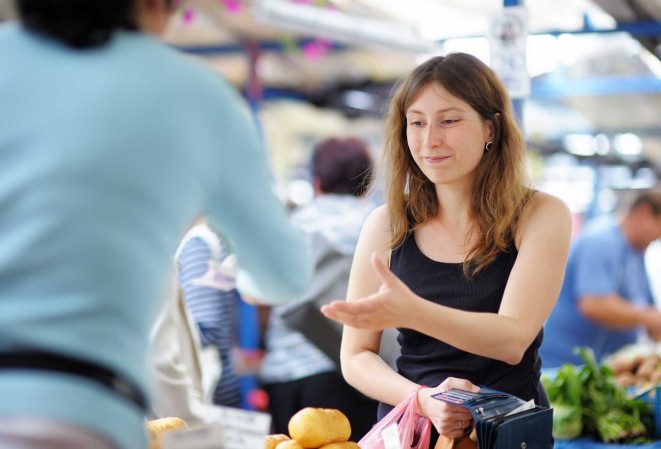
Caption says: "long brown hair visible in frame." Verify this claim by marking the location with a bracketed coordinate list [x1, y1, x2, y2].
[377, 53, 533, 277]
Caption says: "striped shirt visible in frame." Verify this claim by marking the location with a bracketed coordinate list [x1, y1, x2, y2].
[176, 224, 242, 407]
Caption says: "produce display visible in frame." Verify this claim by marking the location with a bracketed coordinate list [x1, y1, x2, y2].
[264, 408, 359, 449]
[608, 349, 661, 390]
[542, 347, 655, 444]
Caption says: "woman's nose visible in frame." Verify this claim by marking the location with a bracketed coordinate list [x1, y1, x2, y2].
[425, 123, 443, 147]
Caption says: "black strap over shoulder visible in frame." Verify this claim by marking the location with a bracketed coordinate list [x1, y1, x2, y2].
[0, 349, 147, 412]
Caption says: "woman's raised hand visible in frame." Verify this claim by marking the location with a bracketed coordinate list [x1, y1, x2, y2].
[321, 253, 417, 330]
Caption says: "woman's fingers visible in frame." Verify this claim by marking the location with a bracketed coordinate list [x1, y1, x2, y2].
[438, 413, 473, 438]
[370, 253, 392, 283]
[320, 300, 357, 325]
[439, 376, 481, 393]
[320, 298, 380, 329]
[319, 253, 412, 330]
[371, 253, 406, 293]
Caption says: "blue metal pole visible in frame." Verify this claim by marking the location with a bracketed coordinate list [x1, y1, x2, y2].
[238, 40, 264, 411]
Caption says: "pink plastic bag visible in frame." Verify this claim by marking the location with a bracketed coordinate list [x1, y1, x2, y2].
[359, 388, 432, 449]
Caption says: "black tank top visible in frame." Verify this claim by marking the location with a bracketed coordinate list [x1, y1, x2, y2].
[378, 231, 546, 420]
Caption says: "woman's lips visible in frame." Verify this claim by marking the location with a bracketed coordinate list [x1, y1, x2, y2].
[424, 155, 451, 163]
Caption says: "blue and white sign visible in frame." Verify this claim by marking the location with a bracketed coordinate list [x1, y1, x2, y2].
[489, 6, 529, 99]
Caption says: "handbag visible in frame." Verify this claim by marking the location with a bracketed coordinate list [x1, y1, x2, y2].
[359, 388, 432, 449]
[432, 387, 553, 449]
[280, 231, 352, 366]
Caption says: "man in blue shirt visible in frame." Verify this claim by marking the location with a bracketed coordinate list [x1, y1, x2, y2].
[541, 190, 661, 368]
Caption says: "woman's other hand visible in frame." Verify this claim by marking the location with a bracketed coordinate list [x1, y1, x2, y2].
[418, 377, 479, 439]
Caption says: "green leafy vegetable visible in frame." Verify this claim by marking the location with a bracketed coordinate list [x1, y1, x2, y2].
[541, 347, 655, 443]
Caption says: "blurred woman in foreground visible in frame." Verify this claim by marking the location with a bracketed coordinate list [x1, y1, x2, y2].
[0, 1, 311, 448]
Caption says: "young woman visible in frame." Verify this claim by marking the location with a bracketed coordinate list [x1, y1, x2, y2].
[0, 1, 310, 448]
[321, 53, 572, 448]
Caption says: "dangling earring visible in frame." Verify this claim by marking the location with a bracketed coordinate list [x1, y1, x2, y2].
[484, 141, 493, 152]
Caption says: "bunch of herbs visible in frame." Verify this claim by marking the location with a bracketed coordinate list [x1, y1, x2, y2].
[542, 347, 654, 443]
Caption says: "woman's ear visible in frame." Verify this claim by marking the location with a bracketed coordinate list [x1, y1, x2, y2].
[135, 0, 173, 35]
[486, 112, 501, 141]
[485, 119, 495, 141]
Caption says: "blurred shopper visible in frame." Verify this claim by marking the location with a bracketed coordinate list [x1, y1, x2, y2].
[148, 273, 220, 426]
[260, 137, 379, 440]
[0, 1, 311, 449]
[148, 220, 243, 426]
[541, 190, 661, 368]
[175, 219, 242, 408]
[320, 53, 572, 448]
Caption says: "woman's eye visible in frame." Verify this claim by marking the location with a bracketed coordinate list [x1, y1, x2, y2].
[409, 121, 424, 127]
[442, 119, 458, 125]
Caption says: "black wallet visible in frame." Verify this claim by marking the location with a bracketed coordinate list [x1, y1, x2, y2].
[432, 387, 553, 449]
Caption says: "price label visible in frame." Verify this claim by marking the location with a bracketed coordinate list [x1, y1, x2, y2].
[163, 407, 271, 449]
[163, 425, 224, 449]
[211, 406, 272, 449]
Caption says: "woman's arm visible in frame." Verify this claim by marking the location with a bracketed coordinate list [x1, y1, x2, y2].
[338, 206, 421, 405]
[204, 87, 312, 305]
[334, 207, 481, 438]
[324, 192, 572, 365]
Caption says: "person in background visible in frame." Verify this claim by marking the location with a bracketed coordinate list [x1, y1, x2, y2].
[0, 1, 311, 449]
[148, 219, 243, 426]
[175, 219, 242, 408]
[541, 190, 661, 368]
[320, 53, 572, 448]
[148, 273, 219, 426]
[260, 137, 379, 440]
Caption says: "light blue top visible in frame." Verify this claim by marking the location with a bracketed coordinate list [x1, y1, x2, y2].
[0, 23, 311, 449]
[540, 217, 654, 368]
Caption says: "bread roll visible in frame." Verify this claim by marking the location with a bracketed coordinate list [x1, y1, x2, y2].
[275, 440, 305, 449]
[265, 433, 291, 449]
[288, 408, 351, 448]
[319, 442, 361, 449]
[147, 417, 187, 449]
[147, 417, 188, 433]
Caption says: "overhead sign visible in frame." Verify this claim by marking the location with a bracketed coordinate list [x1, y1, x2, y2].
[488, 6, 529, 99]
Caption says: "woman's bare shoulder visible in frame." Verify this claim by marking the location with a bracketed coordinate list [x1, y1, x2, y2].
[356, 204, 391, 254]
[363, 204, 390, 230]
[524, 190, 571, 217]
[517, 190, 572, 243]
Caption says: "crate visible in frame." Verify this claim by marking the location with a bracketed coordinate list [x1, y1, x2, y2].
[632, 385, 661, 438]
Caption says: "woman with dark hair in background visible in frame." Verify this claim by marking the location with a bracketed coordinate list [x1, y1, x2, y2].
[321, 53, 572, 448]
[260, 137, 379, 440]
[0, 1, 311, 448]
